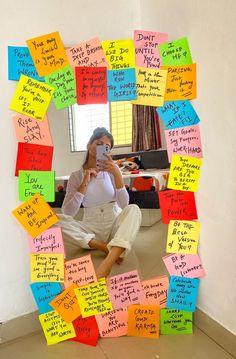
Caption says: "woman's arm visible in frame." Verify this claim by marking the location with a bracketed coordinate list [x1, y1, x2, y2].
[61, 172, 84, 217]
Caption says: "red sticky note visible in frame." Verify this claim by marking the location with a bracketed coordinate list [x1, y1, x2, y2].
[15, 143, 53, 176]
[158, 190, 198, 224]
[75, 67, 107, 104]
[71, 315, 99, 347]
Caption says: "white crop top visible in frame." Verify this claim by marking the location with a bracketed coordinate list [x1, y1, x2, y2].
[62, 168, 129, 218]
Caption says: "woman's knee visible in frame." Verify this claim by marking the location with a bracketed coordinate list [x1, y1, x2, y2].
[124, 204, 142, 219]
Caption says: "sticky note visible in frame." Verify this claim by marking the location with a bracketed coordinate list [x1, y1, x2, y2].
[15, 143, 53, 177]
[75, 67, 107, 104]
[30, 282, 62, 314]
[162, 64, 196, 101]
[128, 305, 160, 339]
[166, 220, 200, 255]
[165, 124, 203, 161]
[12, 193, 58, 238]
[160, 309, 193, 334]
[168, 155, 202, 192]
[134, 30, 168, 68]
[75, 278, 113, 318]
[64, 255, 97, 289]
[159, 37, 192, 66]
[26, 31, 69, 77]
[28, 227, 65, 254]
[18, 170, 55, 201]
[39, 310, 75, 345]
[141, 276, 169, 308]
[10, 75, 54, 121]
[50, 284, 81, 323]
[30, 253, 64, 282]
[101, 39, 135, 70]
[158, 190, 198, 224]
[163, 253, 206, 278]
[107, 68, 136, 101]
[96, 308, 128, 338]
[12, 114, 53, 146]
[66, 37, 108, 68]
[167, 276, 200, 312]
[8, 46, 44, 81]
[45, 65, 76, 109]
[157, 100, 200, 129]
[132, 67, 167, 106]
[71, 315, 99, 346]
[108, 270, 144, 309]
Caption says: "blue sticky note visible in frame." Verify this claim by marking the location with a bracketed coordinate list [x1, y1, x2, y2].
[166, 276, 200, 312]
[108, 68, 137, 101]
[30, 282, 62, 314]
[156, 100, 200, 129]
[8, 46, 44, 81]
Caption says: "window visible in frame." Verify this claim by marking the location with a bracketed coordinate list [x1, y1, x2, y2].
[68, 101, 132, 151]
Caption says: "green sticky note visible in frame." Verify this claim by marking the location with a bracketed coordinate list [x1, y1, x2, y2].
[159, 37, 192, 66]
[160, 309, 193, 334]
[45, 65, 76, 110]
[18, 170, 55, 202]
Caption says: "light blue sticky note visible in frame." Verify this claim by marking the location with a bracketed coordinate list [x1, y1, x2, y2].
[166, 276, 200, 312]
[108, 68, 137, 101]
[156, 100, 200, 129]
[8, 46, 44, 81]
[30, 282, 62, 314]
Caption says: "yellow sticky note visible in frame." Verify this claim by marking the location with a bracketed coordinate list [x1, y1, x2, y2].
[162, 63, 196, 100]
[31, 253, 64, 282]
[75, 278, 113, 318]
[39, 310, 75, 345]
[132, 67, 167, 106]
[101, 39, 135, 70]
[128, 305, 160, 339]
[168, 155, 202, 192]
[166, 220, 200, 254]
[50, 284, 81, 322]
[12, 193, 58, 238]
[10, 75, 54, 121]
[26, 31, 69, 77]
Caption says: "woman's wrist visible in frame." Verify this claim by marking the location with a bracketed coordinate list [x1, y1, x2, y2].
[78, 181, 88, 194]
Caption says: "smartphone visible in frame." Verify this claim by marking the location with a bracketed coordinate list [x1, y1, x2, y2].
[96, 144, 110, 166]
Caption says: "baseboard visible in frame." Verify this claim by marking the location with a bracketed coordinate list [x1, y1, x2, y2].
[194, 308, 236, 358]
[0, 311, 41, 345]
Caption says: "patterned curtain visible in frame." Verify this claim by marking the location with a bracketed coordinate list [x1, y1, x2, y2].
[132, 105, 162, 152]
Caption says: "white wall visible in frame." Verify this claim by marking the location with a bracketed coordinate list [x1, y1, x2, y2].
[140, 0, 236, 334]
[1, 0, 235, 336]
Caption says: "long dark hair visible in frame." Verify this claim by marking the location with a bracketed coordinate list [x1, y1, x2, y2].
[83, 127, 114, 167]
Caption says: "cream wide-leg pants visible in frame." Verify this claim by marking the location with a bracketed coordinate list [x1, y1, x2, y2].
[56, 203, 142, 257]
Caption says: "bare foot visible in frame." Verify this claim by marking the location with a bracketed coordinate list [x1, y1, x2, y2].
[115, 257, 124, 265]
[96, 260, 112, 279]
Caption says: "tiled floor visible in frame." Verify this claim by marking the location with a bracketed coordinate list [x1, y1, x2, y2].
[0, 220, 234, 359]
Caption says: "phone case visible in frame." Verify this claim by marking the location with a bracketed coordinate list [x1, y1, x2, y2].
[96, 144, 110, 164]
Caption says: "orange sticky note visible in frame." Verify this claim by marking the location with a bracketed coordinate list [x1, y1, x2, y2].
[12, 193, 58, 238]
[95, 308, 128, 338]
[162, 63, 196, 100]
[128, 305, 160, 339]
[50, 284, 81, 323]
[12, 114, 53, 146]
[141, 276, 169, 308]
[26, 31, 69, 76]
[64, 255, 97, 289]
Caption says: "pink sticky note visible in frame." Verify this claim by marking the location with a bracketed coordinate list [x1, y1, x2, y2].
[165, 124, 203, 162]
[108, 270, 144, 309]
[163, 253, 206, 278]
[134, 30, 168, 68]
[66, 37, 108, 68]
[64, 255, 97, 289]
[141, 276, 169, 308]
[96, 308, 128, 338]
[12, 114, 53, 146]
[28, 227, 65, 255]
